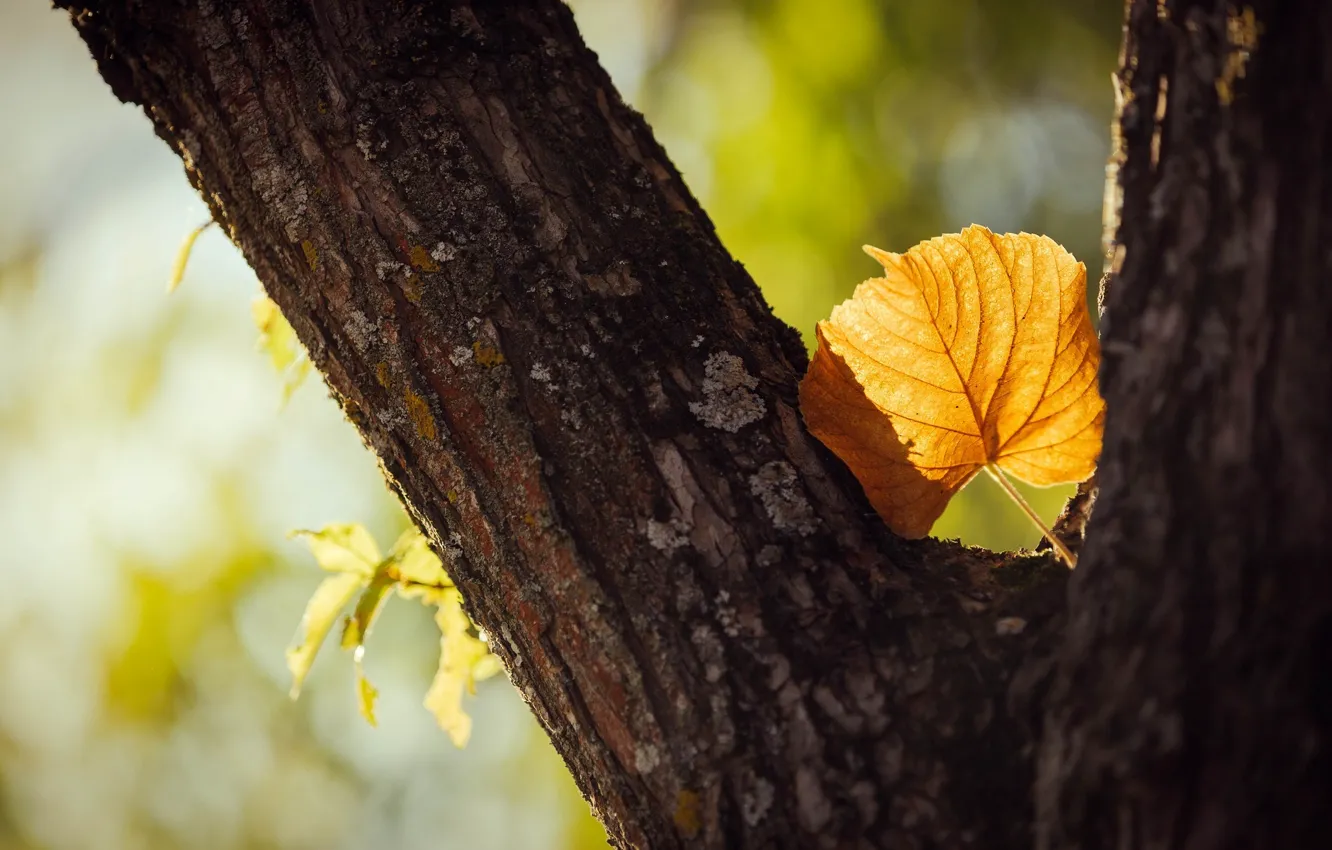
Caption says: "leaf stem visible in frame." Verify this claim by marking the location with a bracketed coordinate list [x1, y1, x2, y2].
[984, 464, 1076, 568]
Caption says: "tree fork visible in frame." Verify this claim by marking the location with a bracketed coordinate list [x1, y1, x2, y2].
[58, 1, 1071, 846]
[62, 1, 1332, 849]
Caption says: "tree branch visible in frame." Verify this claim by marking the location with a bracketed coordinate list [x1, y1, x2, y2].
[1038, 1, 1332, 847]
[60, 2, 1069, 847]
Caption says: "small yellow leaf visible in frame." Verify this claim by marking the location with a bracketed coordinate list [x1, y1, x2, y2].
[282, 359, 312, 404]
[252, 295, 311, 400]
[799, 225, 1105, 539]
[291, 524, 381, 577]
[288, 523, 498, 739]
[424, 589, 494, 747]
[286, 572, 365, 698]
[167, 220, 215, 294]
[341, 570, 394, 651]
[252, 296, 297, 372]
[388, 529, 453, 592]
[354, 648, 379, 726]
[472, 651, 504, 683]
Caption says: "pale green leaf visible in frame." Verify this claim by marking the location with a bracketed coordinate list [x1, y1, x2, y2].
[291, 524, 381, 577]
[286, 571, 365, 699]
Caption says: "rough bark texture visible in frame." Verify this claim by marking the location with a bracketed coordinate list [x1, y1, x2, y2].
[57, 0, 1332, 849]
[57, 2, 1070, 848]
[1038, 1, 1332, 848]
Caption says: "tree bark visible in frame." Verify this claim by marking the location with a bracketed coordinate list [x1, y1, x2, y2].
[1038, 1, 1332, 848]
[56, 1, 1332, 849]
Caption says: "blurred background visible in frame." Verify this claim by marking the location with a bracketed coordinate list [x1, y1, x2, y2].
[0, 1, 1121, 847]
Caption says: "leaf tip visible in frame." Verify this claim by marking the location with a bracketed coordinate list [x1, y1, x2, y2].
[861, 244, 896, 268]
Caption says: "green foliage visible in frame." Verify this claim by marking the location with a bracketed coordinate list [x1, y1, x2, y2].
[287, 524, 501, 744]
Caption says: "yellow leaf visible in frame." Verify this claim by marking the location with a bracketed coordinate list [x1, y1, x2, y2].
[424, 589, 495, 747]
[282, 359, 312, 404]
[291, 524, 381, 577]
[286, 571, 365, 698]
[252, 295, 311, 400]
[472, 651, 504, 683]
[167, 220, 215, 294]
[799, 225, 1104, 541]
[252, 296, 297, 372]
[287, 522, 498, 737]
[353, 647, 379, 726]
[340, 570, 394, 651]
[387, 529, 451, 590]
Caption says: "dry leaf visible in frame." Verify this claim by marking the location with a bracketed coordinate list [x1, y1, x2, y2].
[799, 225, 1104, 539]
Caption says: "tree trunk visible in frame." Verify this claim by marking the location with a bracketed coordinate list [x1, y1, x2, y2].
[1038, 1, 1332, 848]
[56, 1, 1331, 849]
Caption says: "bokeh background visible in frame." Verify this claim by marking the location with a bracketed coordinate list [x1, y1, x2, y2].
[0, 1, 1121, 847]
